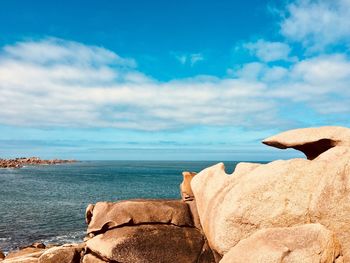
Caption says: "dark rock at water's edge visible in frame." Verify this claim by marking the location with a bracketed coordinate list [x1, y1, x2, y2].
[0, 157, 76, 168]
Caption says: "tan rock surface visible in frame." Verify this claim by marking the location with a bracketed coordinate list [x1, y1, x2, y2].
[5, 248, 44, 260]
[38, 243, 84, 263]
[86, 199, 193, 235]
[262, 126, 350, 160]
[81, 253, 107, 263]
[86, 224, 205, 263]
[2, 258, 38, 263]
[220, 224, 342, 263]
[180, 171, 197, 201]
[191, 126, 350, 261]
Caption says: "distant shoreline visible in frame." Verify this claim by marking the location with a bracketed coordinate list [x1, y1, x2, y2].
[0, 157, 76, 169]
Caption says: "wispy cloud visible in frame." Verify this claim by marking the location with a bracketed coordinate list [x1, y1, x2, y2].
[280, 0, 350, 52]
[173, 52, 204, 66]
[243, 39, 293, 62]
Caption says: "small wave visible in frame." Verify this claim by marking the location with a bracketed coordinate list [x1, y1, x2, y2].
[40, 231, 85, 245]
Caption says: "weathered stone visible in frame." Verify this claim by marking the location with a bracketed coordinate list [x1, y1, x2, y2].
[180, 171, 197, 201]
[5, 248, 44, 260]
[86, 199, 193, 235]
[262, 126, 350, 160]
[28, 244, 45, 250]
[86, 224, 205, 263]
[220, 224, 342, 263]
[2, 257, 38, 263]
[38, 243, 84, 263]
[81, 253, 107, 263]
[191, 126, 350, 261]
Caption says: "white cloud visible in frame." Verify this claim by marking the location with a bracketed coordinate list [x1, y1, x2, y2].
[1, 38, 350, 131]
[174, 52, 204, 66]
[244, 39, 292, 62]
[280, 0, 350, 51]
[0, 38, 278, 130]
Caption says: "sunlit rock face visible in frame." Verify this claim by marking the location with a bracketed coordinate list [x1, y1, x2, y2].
[220, 224, 342, 263]
[191, 126, 350, 261]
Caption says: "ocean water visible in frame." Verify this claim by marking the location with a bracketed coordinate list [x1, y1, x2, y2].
[0, 160, 239, 252]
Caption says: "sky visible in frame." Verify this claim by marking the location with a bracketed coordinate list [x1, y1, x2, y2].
[0, 0, 350, 160]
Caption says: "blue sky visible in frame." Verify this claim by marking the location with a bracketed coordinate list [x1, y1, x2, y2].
[0, 0, 349, 160]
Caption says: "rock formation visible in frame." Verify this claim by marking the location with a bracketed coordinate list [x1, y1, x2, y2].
[3, 126, 350, 262]
[220, 224, 342, 263]
[83, 191, 214, 262]
[0, 157, 76, 169]
[191, 126, 350, 261]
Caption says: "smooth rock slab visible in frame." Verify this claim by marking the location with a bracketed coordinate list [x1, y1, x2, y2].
[86, 224, 205, 263]
[86, 199, 193, 235]
[220, 224, 342, 263]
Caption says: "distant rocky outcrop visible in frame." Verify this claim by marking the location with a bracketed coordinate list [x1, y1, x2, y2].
[3, 126, 350, 263]
[0, 157, 76, 168]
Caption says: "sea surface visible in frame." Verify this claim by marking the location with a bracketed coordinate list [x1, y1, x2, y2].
[0, 160, 240, 252]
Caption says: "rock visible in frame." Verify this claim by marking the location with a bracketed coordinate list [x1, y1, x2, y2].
[180, 171, 197, 201]
[0, 157, 76, 169]
[86, 199, 193, 235]
[81, 254, 107, 263]
[5, 248, 44, 260]
[2, 258, 38, 263]
[28, 244, 45, 249]
[38, 244, 84, 263]
[262, 126, 350, 160]
[191, 126, 350, 261]
[86, 224, 205, 263]
[2, 248, 43, 263]
[220, 224, 342, 263]
[85, 204, 94, 224]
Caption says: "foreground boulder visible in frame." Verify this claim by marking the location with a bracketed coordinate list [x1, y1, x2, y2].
[220, 224, 342, 263]
[86, 225, 206, 263]
[38, 244, 84, 263]
[2, 244, 84, 263]
[191, 126, 350, 261]
[3, 247, 45, 263]
[86, 199, 194, 235]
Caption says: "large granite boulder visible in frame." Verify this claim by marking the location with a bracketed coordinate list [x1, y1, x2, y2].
[86, 199, 194, 235]
[191, 126, 350, 260]
[38, 244, 84, 263]
[220, 224, 342, 263]
[86, 224, 207, 263]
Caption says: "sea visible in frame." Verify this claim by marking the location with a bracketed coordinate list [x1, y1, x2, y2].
[0, 160, 240, 253]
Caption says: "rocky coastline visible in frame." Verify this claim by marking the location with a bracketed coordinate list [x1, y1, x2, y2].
[0, 157, 76, 168]
[1, 126, 350, 262]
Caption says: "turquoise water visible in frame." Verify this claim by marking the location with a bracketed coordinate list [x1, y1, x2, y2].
[0, 161, 239, 252]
